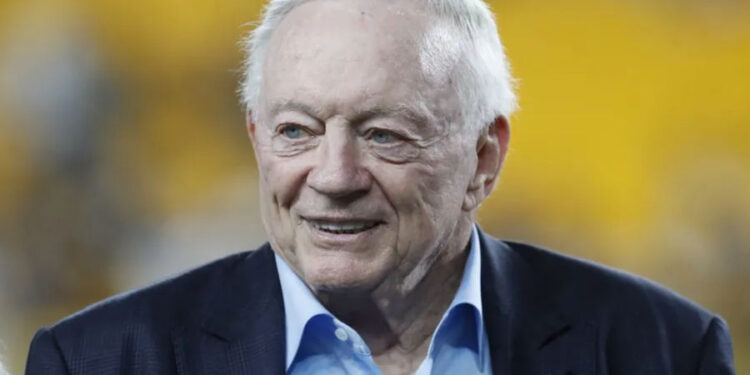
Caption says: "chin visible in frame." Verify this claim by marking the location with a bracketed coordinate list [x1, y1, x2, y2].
[299, 253, 390, 294]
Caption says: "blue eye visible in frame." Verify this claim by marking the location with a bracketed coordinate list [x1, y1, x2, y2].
[282, 125, 304, 139]
[371, 130, 395, 144]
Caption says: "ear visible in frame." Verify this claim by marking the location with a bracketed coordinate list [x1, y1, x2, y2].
[462, 116, 510, 211]
[246, 110, 265, 165]
[246, 110, 257, 144]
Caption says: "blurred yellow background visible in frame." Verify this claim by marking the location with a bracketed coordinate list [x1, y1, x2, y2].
[0, 0, 748, 373]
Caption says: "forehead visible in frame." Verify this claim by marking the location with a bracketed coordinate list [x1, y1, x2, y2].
[260, 0, 460, 120]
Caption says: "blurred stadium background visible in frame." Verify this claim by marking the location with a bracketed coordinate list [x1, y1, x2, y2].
[0, 0, 748, 373]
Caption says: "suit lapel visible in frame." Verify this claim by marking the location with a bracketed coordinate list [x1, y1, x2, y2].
[172, 244, 286, 375]
[479, 228, 596, 375]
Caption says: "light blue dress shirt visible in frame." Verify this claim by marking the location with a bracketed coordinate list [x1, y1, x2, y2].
[274, 226, 492, 375]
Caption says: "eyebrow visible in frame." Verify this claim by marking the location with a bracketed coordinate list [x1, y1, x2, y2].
[269, 100, 325, 119]
[270, 100, 434, 127]
[349, 105, 433, 128]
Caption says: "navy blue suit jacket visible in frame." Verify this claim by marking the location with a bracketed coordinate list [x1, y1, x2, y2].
[26, 230, 735, 374]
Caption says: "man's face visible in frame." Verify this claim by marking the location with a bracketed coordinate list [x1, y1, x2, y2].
[250, 0, 487, 293]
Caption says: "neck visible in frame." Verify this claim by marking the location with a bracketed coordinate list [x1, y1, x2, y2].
[317, 222, 474, 356]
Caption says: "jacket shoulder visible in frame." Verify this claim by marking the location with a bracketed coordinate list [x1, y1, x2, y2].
[27, 246, 278, 374]
[36, 248, 274, 355]
[493, 238, 733, 373]
[500, 239, 715, 323]
[53, 250, 254, 333]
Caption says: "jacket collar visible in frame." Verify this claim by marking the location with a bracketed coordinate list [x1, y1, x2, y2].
[478, 227, 592, 375]
[173, 244, 286, 375]
[201, 243, 284, 341]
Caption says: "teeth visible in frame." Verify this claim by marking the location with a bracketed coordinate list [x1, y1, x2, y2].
[310, 221, 378, 234]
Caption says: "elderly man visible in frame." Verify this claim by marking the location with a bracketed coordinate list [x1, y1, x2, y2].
[27, 0, 735, 374]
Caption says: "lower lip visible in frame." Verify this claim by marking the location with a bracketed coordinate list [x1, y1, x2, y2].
[304, 220, 381, 247]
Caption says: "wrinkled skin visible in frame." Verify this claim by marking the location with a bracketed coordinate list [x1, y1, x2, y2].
[247, 0, 508, 369]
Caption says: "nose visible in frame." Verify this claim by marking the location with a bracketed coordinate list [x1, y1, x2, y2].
[307, 127, 372, 200]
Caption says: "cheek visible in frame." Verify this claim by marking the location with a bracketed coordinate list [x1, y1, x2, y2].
[259, 156, 311, 207]
[257, 156, 311, 257]
[373, 163, 444, 222]
[377, 149, 470, 224]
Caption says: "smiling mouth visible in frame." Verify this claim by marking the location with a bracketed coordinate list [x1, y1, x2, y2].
[307, 220, 380, 235]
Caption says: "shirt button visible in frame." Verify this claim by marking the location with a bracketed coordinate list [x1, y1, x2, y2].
[354, 343, 370, 355]
[334, 327, 349, 341]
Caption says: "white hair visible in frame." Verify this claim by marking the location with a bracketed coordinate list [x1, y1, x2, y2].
[239, 0, 517, 131]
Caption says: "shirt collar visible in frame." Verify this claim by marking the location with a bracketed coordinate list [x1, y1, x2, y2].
[274, 225, 485, 370]
[274, 252, 331, 370]
[427, 224, 487, 363]
[448, 224, 484, 314]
